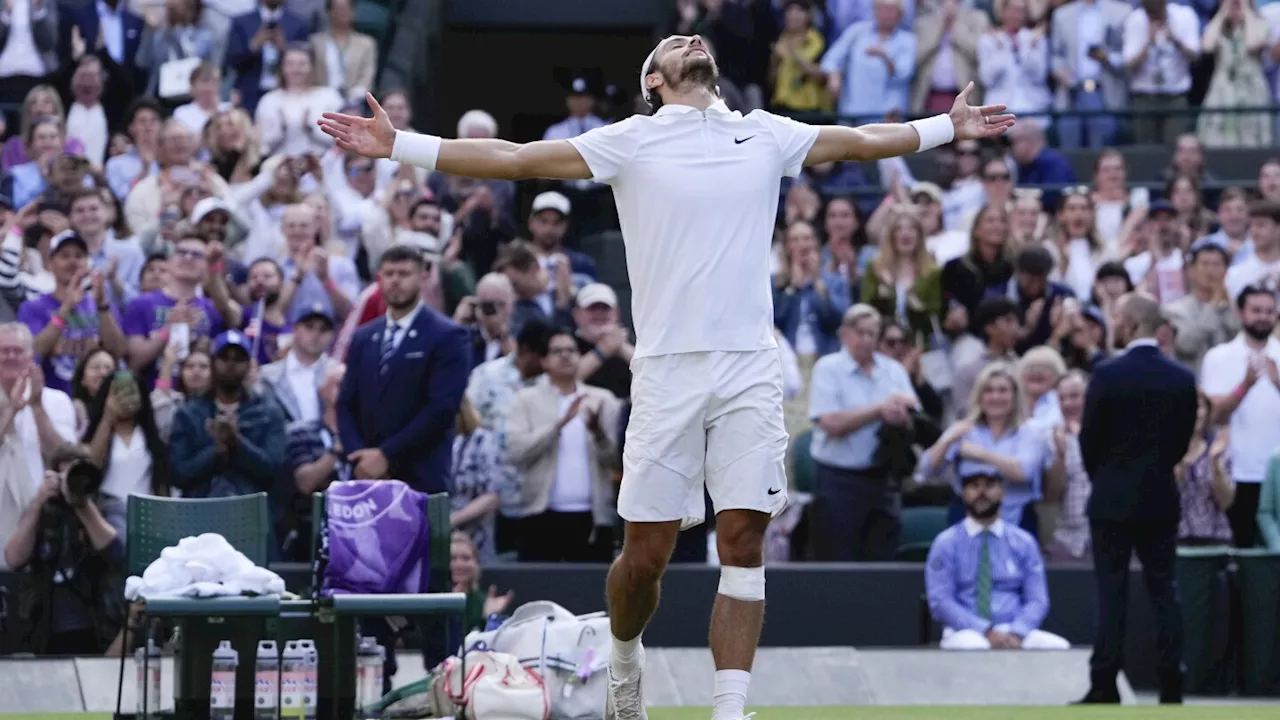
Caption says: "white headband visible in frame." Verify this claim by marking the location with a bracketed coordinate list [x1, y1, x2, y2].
[640, 37, 676, 106]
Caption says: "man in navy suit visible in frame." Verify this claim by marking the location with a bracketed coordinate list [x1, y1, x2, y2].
[225, 0, 310, 114]
[337, 244, 470, 494]
[1077, 292, 1197, 705]
[59, 0, 147, 90]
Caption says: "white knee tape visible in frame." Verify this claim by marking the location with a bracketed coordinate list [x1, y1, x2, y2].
[718, 566, 765, 602]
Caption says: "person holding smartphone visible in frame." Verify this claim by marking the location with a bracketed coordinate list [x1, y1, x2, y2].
[452, 272, 515, 370]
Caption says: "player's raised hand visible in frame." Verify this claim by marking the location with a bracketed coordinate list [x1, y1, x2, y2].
[318, 93, 396, 159]
[949, 82, 1016, 140]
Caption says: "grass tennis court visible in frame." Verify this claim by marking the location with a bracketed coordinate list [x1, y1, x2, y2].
[6, 709, 1280, 720]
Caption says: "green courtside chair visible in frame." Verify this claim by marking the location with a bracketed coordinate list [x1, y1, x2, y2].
[120, 493, 272, 717]
[895, 506, 950, 561]
[792, 429, 816, 494]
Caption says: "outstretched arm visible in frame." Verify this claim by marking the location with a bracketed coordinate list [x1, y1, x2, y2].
[318, 93, 592, 181]
[803, 82, 1014, 166]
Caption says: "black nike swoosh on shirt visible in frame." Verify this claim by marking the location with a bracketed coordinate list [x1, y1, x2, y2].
[767, 487, 782, 495]
[735, 136, 755, 144]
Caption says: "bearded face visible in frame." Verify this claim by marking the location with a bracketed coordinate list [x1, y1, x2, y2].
[648, 36, 720, 101]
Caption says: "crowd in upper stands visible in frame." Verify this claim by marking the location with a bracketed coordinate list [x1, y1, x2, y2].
[4, 0, 1280, 656]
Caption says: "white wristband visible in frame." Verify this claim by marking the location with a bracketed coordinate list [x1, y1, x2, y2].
[390, 130, 442, 170]
[908, 114, 955, 153]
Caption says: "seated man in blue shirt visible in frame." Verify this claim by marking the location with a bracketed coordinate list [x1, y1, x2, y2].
[925, 471, 1070, 650]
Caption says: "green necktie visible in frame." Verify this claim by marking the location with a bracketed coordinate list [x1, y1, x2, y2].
[975, 532, 992, 621]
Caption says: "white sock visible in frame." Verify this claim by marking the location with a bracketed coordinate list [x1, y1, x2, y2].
[711, 669, 750, 719]
[611, 634, 641, 676]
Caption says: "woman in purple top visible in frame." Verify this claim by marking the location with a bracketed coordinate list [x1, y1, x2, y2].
[17, 233, 126, 393]
[121, 230, 224, 389]
[1, 85, 85, 172]
[1177, 391, 1235, 546]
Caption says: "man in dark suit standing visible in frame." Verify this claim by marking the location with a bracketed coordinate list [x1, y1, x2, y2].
[1077, 292, 1198, 705]
[225, 0, 310, 114]
[337, 244, 470, 494]
[59, 0, 147, 90]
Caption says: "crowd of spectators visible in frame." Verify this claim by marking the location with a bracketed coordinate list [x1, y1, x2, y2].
[3, 0, 1280, 656]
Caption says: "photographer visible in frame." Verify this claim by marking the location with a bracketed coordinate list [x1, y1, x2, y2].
[453, 272, 515, 370]
[3, 443, 126, 655]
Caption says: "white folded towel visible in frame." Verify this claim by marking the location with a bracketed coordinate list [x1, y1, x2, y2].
[125, 532, 286, 601]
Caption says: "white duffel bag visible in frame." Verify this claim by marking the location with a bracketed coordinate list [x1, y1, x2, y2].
[442, 649, 550, 720]
[464, 601, 611, 719]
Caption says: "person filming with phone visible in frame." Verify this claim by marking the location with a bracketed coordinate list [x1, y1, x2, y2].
[452, 272, 515, 369]
[3, 443, 127, 655]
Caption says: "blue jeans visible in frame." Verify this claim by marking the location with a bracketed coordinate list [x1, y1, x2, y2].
[1056, 88, 1117, 149]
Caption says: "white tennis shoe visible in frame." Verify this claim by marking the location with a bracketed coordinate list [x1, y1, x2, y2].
[604, 644, 647, 719]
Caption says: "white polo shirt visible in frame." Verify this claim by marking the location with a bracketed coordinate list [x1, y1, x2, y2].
[1200, 334, 1280, 483]
[568, 101, 819, 359]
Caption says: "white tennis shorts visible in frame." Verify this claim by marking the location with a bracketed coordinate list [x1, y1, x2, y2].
[618, 349, 789, 529]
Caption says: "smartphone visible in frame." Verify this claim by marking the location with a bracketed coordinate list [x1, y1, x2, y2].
[1129, 187, 1151, 208]
[478, 300, 499, 316]
[170, 166, 200, 186]
[111, 371, 142, 415]
[169, 322, 191, 361]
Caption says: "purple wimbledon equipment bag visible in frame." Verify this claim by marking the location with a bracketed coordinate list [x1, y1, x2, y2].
[322, 480, 431, 596]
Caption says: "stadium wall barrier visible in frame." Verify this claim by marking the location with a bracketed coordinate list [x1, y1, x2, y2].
[7, 560, 1280, 694]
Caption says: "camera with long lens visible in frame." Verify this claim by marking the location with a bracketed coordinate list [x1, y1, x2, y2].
[47, 460, 104, 511]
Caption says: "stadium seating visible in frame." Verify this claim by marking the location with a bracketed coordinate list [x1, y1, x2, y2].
[792, 429, 815, 494]
[895, 506, 949, 562]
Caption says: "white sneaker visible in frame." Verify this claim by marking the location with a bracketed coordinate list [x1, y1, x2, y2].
[604, 644, 647, 719]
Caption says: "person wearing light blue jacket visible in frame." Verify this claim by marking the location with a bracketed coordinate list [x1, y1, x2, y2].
[820, 0, 916, 124]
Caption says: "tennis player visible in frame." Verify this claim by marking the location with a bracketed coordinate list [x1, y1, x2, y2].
[319, 34, 1014, 720]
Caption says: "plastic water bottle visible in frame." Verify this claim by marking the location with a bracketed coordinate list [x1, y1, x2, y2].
[255, 640, 279, 720]
[280, 640, 305, 719]
[356, 636, 382, 713]
[210, 640, 238, 719]
[134, 639, 162, 718]
[298, 639, 318, 720]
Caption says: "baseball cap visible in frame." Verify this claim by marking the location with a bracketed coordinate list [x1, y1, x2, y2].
[1148, 199, 1177, 217]
[910, 182, 943, 204]
[576, 283, 617, 309]
[1082, 304, 1108, 330]
[212, 330, 251, 357]
[191, 197, 233, 224]
[531, 191, 571, 217]
[960, 471, 1002, 486]
[294, 302, 335, 328]
[49, 230, 88, 255]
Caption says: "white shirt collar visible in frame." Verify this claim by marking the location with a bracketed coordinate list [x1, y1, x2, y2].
[386, 301, 424, 331]
[97, 0, 124, 17]
[259, 6, 282, 22]
[1125, 338, 1159, 351]
[963, 517, 1006, 537]
[653, 100, 732, 118]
